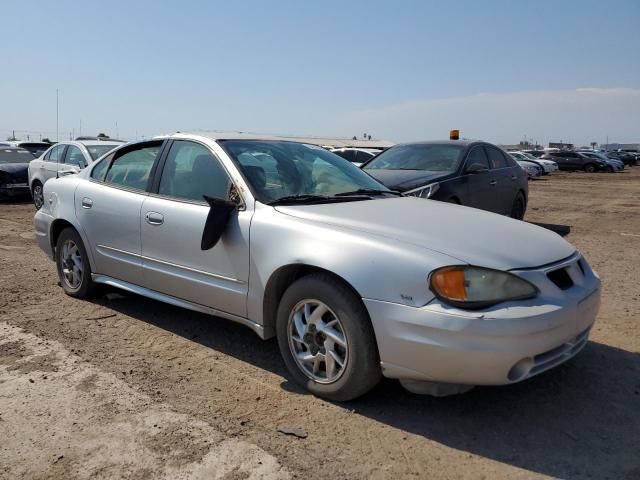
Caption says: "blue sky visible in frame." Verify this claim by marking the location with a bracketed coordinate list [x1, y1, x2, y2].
[1, 0, 638, 145]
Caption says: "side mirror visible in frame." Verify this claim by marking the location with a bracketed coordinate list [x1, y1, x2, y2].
[200, 195, 237, 250]
[465, 163, 489, 174]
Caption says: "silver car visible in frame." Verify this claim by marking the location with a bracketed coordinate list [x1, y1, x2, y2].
[33, 132, 601, 400]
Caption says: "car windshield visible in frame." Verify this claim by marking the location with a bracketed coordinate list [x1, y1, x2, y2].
[220, 140, 390, 203]
[0, 149, 35, 164]
[86, 145, 118, 160]
[363, 144, 465, 172]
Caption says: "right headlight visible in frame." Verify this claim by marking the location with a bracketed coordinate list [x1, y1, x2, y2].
[404, 182, 440, 198]
[429, 266, 538, 309]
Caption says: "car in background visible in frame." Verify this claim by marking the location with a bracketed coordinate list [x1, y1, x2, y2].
[521, 150, 545, 158]
[540, 151, 607, 172]
[28, 139, 123, 209]
[0, 147, 36, 200]
[606, 151, 636, 167]
[516, 159, 543, 178]
[331, 147, 381, 167]
[361, 140, 529, 219]
[33, 132, 601, 400]
[0, 141, 52, 157]
[509, 151, 558, 174]
[579, 152, 623, 172]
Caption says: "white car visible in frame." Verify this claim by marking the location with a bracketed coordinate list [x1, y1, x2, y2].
[516, 160, 543, 178]
[28, 140, 123, 209]
[331, 147, 382, 167]
[511, 151, 558, 174]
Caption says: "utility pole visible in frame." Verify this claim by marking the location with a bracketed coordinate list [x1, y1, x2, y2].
[116, 121, 119, 139]
[79, 119, 82, 137]
[56, 89, 59, 143]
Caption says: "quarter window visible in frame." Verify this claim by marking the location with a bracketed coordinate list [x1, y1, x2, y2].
[47, 144, 66, 163]
[90, 153, 114, 181]
[158, 140, 230, 202]
[104, 144, 160, 191]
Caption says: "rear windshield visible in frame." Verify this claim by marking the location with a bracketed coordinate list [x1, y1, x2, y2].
[364, 144, 465, 172]
[86, 145, 118, 160]
[0, 149, 35, 164]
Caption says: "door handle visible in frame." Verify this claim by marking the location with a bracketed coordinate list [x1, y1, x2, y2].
[489, 180, 497, 186]
[59, 169, 76, 176]
[511, 175, 517, 180]
[145, 212, 164, 225]
[81, 197, 93, 209]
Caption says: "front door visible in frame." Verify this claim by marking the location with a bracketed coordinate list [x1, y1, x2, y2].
[140, 139, 251, 317]
[485, 146, 518, 215]
[462, 145, 496, 212]
[75, 141, 163, 285]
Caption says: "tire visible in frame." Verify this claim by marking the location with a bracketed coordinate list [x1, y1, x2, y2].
[605, 166, 614, 173]
[510, 191, 527, 220]
[583, 163, 597, 173]
[32, 181, 44, 210]
[276, 273, 381, 401]
[55, 227, 96, 298]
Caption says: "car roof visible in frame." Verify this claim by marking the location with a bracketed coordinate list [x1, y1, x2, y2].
[390, 139, 483, 148]
[53, 140, 124, 148]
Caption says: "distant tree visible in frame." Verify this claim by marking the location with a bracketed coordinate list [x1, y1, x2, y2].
[590, 142, 597, 149]
[97, 132, 109, 138]
[368, 135, 371, 140]
[42, 138, 52, 143]
[352, 135, 357, 140]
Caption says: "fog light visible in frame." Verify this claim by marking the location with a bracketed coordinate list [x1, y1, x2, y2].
[508, 357, 533, 382]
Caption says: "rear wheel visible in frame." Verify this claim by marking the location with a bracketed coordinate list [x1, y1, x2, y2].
[55, 228, 96, 298]
[32, 181, 44, 210]
[583, 163, 597, 173]
[510, 192, 526, 220]
[276, 273, 381, 401]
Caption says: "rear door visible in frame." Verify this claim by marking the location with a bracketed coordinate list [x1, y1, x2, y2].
[461, 145, 495, 212]
[42, 144, 67, 182]
[75, 141, 164, 285]
[59, 145, 86, 176]
[139, 139, 250, 317]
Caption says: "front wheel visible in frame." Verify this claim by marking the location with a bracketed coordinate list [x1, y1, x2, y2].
[32, 181, 44, 210]
[55, 228, 96, 298]
[276, 273, 381, 401]
[510, 192, 527, 220]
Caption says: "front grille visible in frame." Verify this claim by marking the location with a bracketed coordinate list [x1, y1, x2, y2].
[529, 328, 590, 377]
[547, 267, 574, 290]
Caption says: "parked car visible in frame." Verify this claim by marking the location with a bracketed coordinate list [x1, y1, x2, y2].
[0, 141, 52, 156]
[516, 159, 543, 178]
[0, 147, 36, 200]
[578, 152, 623, 172]
[510, 151, 558, 174]
[540, 151, 607, 172]
[521, 150, 545, 158]
[606, 151, 636, 167]
[33, 133, 601, 400]
[331, 147, 381, 167]
[28, 140, 123, 209]
[361, 140, 529, 219]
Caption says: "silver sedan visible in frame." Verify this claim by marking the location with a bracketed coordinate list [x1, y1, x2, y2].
[33, 132, 601, 400]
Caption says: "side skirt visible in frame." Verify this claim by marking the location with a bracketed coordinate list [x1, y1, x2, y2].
[91, 274, 266, 339]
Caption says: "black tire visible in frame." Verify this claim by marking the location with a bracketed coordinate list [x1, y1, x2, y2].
[32, 181, 44, 210]
[605, 166, 614, 173]
[583, 163, 597, 173]
[276, 273, 381, 401]
[510, 191, 527, 220]
[55, 227, 96, 298]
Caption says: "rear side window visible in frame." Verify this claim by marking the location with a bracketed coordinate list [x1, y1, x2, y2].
[485, 146, 508, 169]
[47, 144, 66, 163]
[63, 145, 86, 167]
[355, 150, 374, 164]
[333, 149, 357, 163]
[464, 146, 490, 170]
[104, 144, 160, 191]
[158, 140, 230, 202]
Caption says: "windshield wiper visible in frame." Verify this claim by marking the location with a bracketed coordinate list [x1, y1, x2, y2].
[334, 188, 403, 197]
[267, 194, 374, 206]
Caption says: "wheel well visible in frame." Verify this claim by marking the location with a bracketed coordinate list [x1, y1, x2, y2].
[50, 219, 76, 253]
[262, 264, 363, 337]
[448, 196, 461, 204]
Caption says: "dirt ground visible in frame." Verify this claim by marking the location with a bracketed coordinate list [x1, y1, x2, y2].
[0, 169, 638, 479]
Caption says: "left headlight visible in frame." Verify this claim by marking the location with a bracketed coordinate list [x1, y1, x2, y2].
[405, 182, 440, 198]
[429, 266, 538, 309]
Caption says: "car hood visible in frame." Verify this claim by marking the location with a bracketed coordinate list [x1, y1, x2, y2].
[275, 197, 575, 270]
[363, 169, 450, 192]
[0, 163, 29, 175]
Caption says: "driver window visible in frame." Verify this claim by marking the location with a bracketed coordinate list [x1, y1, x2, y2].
[464, 147, 490, 171]
[158, 140, 230, 202]
[63, 145, 86, 167]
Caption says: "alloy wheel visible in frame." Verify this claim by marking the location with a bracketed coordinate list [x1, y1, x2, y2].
[33, 184, 44, 209]
[287, 299, 348, 384]
[59, 239, 83, 289]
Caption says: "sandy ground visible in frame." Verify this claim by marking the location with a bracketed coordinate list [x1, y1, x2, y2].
[0, 169, 638, 479]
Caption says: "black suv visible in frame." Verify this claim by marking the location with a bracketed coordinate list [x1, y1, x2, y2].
[540, 151, 607, 172]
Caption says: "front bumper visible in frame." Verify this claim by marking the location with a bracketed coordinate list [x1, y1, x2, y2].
[365, 253, 601, 385]
[0, 183, 30, 197]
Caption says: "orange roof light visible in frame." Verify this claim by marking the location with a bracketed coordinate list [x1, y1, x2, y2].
[450, 129, 460, 140]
